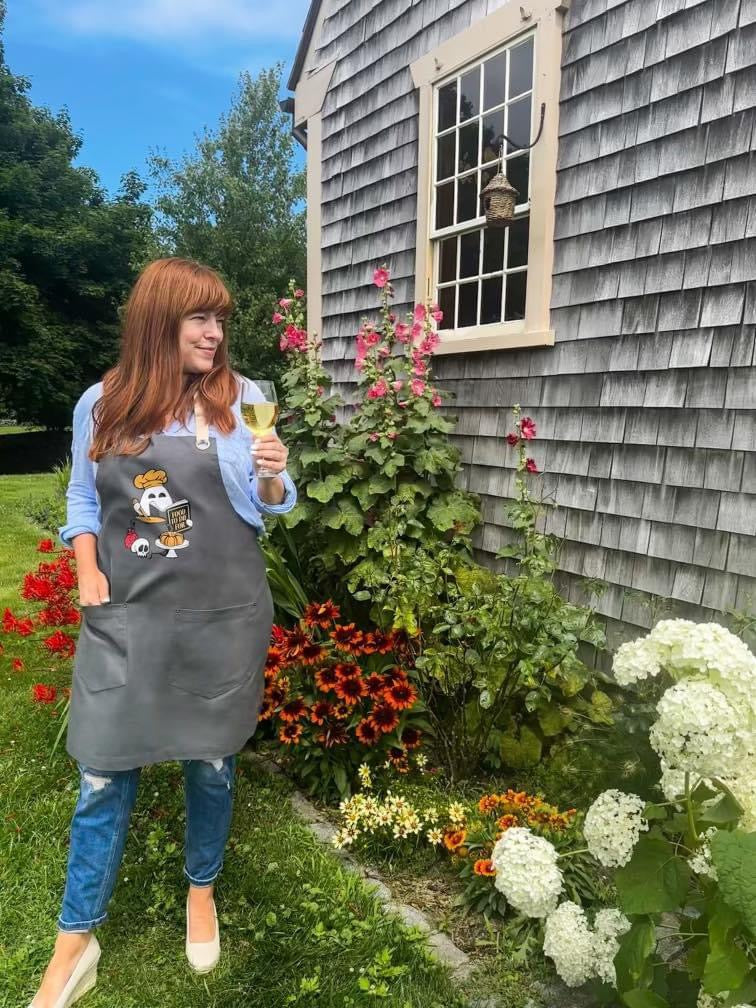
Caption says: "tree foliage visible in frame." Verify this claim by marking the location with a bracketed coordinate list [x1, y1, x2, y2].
[148, 65, 306, 384]
[0, 2, 153, 427]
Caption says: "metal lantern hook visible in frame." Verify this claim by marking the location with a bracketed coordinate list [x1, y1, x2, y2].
[497, 101, 546, 157]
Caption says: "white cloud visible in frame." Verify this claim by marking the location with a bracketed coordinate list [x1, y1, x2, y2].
[38, 0, 310, 43]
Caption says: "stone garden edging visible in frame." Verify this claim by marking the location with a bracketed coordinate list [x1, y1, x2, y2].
[242, 750, 473, 982]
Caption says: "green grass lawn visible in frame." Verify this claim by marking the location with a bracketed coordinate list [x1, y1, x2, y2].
[0, 475, 475, 1008]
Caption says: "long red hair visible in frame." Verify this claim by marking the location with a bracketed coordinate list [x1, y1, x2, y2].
[90, 258, 239, 461]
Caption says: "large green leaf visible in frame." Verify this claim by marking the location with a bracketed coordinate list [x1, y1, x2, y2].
[710, 829, 756, 937]
[615, 836, 690, 915]
[614, 918, 656, 995]
[702, 901, 751, 995]
[320, 500, 364, 536]
[623, 991, 668, 1008]
[306, 474, 348, 503]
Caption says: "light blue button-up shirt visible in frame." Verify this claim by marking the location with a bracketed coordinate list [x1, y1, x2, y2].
[58, 379, 298, 548]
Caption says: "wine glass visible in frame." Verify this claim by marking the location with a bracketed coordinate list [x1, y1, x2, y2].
[240, 378, 280, 479]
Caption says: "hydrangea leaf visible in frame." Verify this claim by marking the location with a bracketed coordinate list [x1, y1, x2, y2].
[615, 836, 690, 914]
[623, 991, 669, 1008]
[614, 918, 656, 995]
[710, 829, 756, 937]
[702, 900, 751, 994]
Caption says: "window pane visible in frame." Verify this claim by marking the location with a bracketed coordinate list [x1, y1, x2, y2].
[458, 121, 479, 173]
[460, 231, 480, 278]
[438, 285, 456, 330]
[481, 111, 504, 165]
[459, 67, 480, 122]
[506, 154, 529, 203]
[483, 51, 507, 111]
[483, 228, 505, 274]
[436, 181, 454, 229]
[481, 276, 503, 324]
[507, 217, 529, 269]
[438, 81, 457, 132]
[457, 174, 477, 223]
[480, 165, 496, 202]
[505, 271, 527, 321]
[439, 236, 457, 283]
[509, 38, 533, 98]
[458, 281, 478, 327]
[436, 133, 456, 181]
[507, 95, 532, 153]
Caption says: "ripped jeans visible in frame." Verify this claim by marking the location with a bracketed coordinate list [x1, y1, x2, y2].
[58, 757, 236, 933]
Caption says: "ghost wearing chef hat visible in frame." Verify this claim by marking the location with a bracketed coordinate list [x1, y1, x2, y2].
[133, 469, 172, 522]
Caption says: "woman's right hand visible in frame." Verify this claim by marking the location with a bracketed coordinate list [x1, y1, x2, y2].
[78, 567, 111, 606]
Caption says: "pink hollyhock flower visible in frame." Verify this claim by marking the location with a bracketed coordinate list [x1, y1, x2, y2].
[411, 322, 424, 341]
[272, 311, 284, 324]
[525, 458, 539, 473]
[317, 386, 325, 396]
[369, 432, 380, 441]
[520, 417, 537, 440]
[389, 312, 396, 322]
[412, 362, 427, 377]
[294, 288, 305, 298]
[413, 304, 427, 322]
[379, 346, 391, 357]
[430, 304, 444, 323]
[373, 267, 390, 288]
[420, 332, 440, 355]
[395, 323, 411, 343]
[410, 378, 425, 396]
[367, 379, 389, 399]
[388, 431, 398, 439]
[392, 380, 403, 391]
[279, 297, 293, 308]
[398, 400, 409, 408]
[431, 393, 442, 407]
[506, 433, 519, 446]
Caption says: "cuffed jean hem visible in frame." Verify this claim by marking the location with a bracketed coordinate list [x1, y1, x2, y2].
[184, 868, 219, 887]
[57, 910, 108, 933]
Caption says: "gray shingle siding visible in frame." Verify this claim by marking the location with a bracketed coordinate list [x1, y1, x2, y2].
[305, 0, 755, 637]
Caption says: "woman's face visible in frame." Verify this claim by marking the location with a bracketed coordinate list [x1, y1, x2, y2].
[178, 310, 225, 374]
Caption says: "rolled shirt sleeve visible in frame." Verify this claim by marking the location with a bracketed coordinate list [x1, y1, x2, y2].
[250, 466, 298, 515]
[59, 386, 102, 547]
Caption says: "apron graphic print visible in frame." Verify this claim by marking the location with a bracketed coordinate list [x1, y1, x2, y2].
[124, 467, 193, 560]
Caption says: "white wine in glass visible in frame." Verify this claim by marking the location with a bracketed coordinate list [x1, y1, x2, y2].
[240, 378, 280, 478]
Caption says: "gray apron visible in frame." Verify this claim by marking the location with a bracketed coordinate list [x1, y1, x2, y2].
[67, 400, 274, 771]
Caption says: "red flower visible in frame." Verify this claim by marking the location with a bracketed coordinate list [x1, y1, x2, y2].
[365, 672, 388, 699]
[329, 623, 365, 654]
[401, 726, 422, 749]
[12, 658, 24, 672]
[14, 618, 34, 637]
[280, 697, 308, 722]
[37, 539, 55, 553]
[309, 699, 334, 725]
[32, 684, 57, 703]
[525, 458, 539, 474]
[333, 661, 361, 680]
[373, 267, 390, 288]
[505, 432, 519, 447]
[3, 608, 18, 633]
[355, 719, 381, 745]
[43, 630, 76, 658]
[368, 703, 400, 734]
[383, 679, 418, 711]
[302, 601, 341, 627]
[333, 675, 367, 705]
[520, 417, 536, 440]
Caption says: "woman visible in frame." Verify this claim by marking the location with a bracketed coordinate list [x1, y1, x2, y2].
[30, 258, 297, 1008]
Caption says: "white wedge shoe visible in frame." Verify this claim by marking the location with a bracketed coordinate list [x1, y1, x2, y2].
[185, 895, 220, 973]
[29, 934, 100, 1008]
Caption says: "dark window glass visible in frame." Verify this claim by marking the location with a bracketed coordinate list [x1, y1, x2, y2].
[507, 94, 532, 153]
[509, 37, 533, 98]
[439, 236, 457, 283]
[481, 276, 503, 324]
[481, 111, 504, 165]
[438, 81, 457, 132]
[438, 285, 456, 330]
[459, 67, 480, 121]
[458, 121, 479, 173]
[483, 228, 505, 274]
[457, 174, 477, 223]
[507, 217, 529, 268]
[436, 181, 455, 229]
[506, 154, 529, 204]
[458, 281, 478, 327]
[436, 132, 456, 181]
[460, 231, 480, 278]
[480, 165, 496, 201]
[483, 51, 507, 111]
[505, 271, 527, 321]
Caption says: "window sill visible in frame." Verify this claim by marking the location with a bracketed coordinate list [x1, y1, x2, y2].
[435, 322, 554, 355]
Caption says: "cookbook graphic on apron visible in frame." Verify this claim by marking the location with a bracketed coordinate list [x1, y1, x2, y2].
[67, 400, 275, 772]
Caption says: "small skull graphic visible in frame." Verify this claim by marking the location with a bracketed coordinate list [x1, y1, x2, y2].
[131, 537, 151, 558]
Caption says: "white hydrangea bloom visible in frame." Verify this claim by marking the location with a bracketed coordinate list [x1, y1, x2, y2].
[613, 636, 662, 686]
[658, 760, 688, 802]
[689, 827, 718, 881]
[697, 994, 717, 1008]
[583, 790, 649, 868]
[543, 903, 630, 988]
[650, 680, 749, 778]
[727, 769, 756, 832]
[543, 902, 594, 987]
[491, 827, 563, 918]
[592, 908, 631, 985]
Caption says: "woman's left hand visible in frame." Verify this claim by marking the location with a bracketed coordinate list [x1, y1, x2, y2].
[251, 433, 289, 474]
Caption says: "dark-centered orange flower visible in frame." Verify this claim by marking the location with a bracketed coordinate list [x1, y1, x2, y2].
[333, 676, 367, 705]
[329, 623, 366, 654]
[473, 858, 496, 877]
[315, 666, 340, 692]
[443, 828, 467, 851]
[302, 600, 341, 627]
[384, 679, 418, 710]
[309, 699, 334, 725]
[368, 703, 400, 734]
[279, 722, 304, 744]
[355, 719, 380, 745]
[316, 722, 349, 747]
[280, 697, 308, 722]
[365, 672, 388, 698]
[400, 726, 422, 749]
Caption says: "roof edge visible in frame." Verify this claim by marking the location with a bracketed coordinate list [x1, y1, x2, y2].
[287, 0, 323, 92]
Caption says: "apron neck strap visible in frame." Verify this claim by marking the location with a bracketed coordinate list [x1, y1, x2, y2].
[193, 393, 210, 450]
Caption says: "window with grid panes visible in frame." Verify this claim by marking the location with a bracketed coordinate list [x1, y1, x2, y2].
[432, 33, 533, 331]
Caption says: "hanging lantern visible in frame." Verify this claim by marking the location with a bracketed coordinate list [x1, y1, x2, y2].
[480, 170, 519, 228]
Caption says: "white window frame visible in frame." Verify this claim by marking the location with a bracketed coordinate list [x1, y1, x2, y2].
[411, 1, 567, 355]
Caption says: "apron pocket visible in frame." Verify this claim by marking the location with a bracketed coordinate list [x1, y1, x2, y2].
[76, 604, 129, 693]
[169, 601, 258, 699]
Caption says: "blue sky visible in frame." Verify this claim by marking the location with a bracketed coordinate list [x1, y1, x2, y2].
[4, 0, 309, 197]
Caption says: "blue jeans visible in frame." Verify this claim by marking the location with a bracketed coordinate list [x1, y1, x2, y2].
[58, 756, 236, 933]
